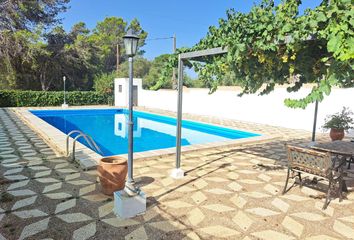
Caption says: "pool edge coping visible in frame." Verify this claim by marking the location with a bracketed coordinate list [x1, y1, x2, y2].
[12, 106, 277, 170]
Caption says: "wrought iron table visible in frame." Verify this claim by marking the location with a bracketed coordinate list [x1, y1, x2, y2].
[312, 141, 354, 168]
[311, 141, 354, 195]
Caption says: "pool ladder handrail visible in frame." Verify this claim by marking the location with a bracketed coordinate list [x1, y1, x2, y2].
[66, 130, 103, 160]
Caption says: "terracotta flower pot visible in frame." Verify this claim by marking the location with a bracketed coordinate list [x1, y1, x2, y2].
[329, 128, 345, 141]
[97, 156, 128, 195]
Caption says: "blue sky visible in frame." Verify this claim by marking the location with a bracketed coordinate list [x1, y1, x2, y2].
[60, 0, 322, 60]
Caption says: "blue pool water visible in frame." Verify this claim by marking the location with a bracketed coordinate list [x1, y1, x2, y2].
[30, 109, 260, 156]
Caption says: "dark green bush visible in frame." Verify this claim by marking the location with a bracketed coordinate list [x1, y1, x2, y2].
[0, 90, 108, 107]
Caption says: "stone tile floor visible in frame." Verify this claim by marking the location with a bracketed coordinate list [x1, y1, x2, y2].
[0, 108, 353, 240]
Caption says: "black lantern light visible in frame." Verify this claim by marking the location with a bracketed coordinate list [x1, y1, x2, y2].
[123, 29, 140, 57]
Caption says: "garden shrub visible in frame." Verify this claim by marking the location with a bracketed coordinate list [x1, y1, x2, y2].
[0, 90, 108, 107]
[93, 72, 116, 105]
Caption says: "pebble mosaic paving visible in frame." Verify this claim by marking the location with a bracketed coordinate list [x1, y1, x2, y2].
[0, 108, 353, 240]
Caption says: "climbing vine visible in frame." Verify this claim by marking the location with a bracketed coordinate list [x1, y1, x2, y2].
[157, 0, 353, 109]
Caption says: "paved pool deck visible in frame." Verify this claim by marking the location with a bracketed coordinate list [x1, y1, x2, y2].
[0, 107, 353, 240]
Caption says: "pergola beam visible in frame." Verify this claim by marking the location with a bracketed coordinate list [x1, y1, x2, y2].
[171, 38, 320, 179]
[180, 47, 228, 60]
[170, 47, 228, 179]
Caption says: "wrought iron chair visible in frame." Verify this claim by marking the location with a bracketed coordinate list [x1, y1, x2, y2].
[349, 138, 354, 169]
[348, 156, 353, 169]
[283, 145, 344, 209]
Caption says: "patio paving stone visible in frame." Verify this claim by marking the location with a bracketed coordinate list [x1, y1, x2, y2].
[0, 107, 353, 239]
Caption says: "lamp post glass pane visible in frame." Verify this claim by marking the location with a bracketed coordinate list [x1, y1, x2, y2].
[131, 38, 138, 56]
[123, 36, 139, 56]
[124, 37, 132, 56]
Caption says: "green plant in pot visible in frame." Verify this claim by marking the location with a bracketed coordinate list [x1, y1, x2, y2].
[322, 107, 354, 141]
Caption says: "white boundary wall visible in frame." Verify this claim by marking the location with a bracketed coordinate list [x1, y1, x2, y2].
[139, 86, 354, 133]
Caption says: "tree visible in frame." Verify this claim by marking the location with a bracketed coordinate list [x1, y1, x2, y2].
[149, 54, 203, 89]
[0, 0, 69, 90]
[159, 0, 354, 109]
[116, 57, 151, 81]
[69, 22, 90, 40]
[5, 23, 98, 91]
[0, 27, 48, 90]
[144, 54, 171, 89]
[93, 71, 116, 105]
[0, 0, 69, 64]
[90, 17, 148, 73]
[0, 12, 149, 91]
[0, 0, 69, 31]
[62, 23, 99, 90]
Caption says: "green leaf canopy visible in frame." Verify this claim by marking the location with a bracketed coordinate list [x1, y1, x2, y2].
[159, 0, 354, 109]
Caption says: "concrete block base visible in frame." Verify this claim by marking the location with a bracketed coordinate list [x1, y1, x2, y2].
[170, 168, 185, 179]
[61, 104, 69, 108]
[114, 190, 146, 219]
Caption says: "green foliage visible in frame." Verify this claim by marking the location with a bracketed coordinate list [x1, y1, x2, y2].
[90, 17, 148, 73]
[144, 55, 172, 89]
[116, 57, 151, 80]
[159, 0, 353, 108]
[0, 56, 16, 90]
[0, 0, 69, 31]
[0, 90, 108, 107]
[183, 75, 205, 88]
[0, 0, 70, 90]
[322, 107, 354, 131]
[150, 53, 204, 90]
[0, 15, 148, 92]
[93, 72, 117, 105]
[93, 72, 116, 94]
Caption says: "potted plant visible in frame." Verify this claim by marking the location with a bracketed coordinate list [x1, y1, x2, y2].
[322, 107, 354, 141]
[97, 156, 128, 195]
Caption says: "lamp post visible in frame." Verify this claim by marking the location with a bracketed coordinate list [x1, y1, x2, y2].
[123, 29, 140, 196]
[62, 76, 68, 108]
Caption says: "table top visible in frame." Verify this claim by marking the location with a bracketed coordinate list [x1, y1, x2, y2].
[312, 141, 354, 156]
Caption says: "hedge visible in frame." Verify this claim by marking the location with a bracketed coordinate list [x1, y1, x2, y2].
[0, 90, 109, 107]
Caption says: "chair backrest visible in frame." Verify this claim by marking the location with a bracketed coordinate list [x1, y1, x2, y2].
[286, 145, 332, 177]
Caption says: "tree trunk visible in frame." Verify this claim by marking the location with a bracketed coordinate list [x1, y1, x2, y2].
[39, 63, 52, 91]
[40, 71, 50, 91]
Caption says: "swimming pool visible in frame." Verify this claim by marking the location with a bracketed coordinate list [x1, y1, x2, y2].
[30, 109, 260, 156]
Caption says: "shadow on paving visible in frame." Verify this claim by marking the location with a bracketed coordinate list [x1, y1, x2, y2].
[0, 109, 190, 240]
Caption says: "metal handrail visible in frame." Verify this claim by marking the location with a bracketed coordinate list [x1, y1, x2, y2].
[66, 130, 103, 160]
[66, 130, 84, 156]
[85, 135, 103, 155]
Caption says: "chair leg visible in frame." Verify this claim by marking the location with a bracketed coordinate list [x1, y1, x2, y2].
[298, 172, 302, 187]
[339, 178, 344, 202]
[338, 158, 347, 201]
[283, 168, 291, 194]
[323, 178, 333, 210]
[348, 157, 353, 169]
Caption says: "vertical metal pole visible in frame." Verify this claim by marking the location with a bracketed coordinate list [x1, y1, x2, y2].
[312, 100, 319, 142]
[116, 44, 120, 73]
[173, 34, 176, 54]
[175, 55, 183, 169]
[126, 56, 136, 193]
[312, 79, 321, 142]
[172, 34, 177, 89]
[63, 76, 66, 105]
